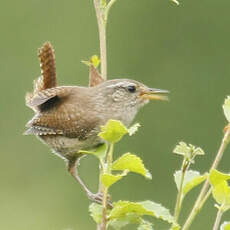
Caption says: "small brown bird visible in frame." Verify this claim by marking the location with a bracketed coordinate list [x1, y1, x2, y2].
[25, 42, 168, 203]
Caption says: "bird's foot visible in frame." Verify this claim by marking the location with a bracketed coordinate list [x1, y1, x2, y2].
[87, 191, 113, 208]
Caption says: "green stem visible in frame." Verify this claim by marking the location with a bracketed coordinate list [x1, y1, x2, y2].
[107, 143, 114, 169]
[105, 0, 119, 21]
[101, 187, 109, 230]
[182, 129, 230, 230]
[93, 0, 107, 80]
[174, 160, 189, 222]
[100, 143, 114, 230]
[213, 206, 224, 230]
[199, 188, 212, 211]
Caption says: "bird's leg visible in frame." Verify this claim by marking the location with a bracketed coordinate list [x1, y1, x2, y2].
[67, 156, 112, 207]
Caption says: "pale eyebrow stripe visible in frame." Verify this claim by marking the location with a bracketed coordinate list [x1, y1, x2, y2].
[106, 82, 135, 88]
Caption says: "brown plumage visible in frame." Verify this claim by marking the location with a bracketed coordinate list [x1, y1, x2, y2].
[38, 42, 57, 90]
[89, 64, 104, 87]
[26, 42, 57, 107]
[25, 42, 168, 205]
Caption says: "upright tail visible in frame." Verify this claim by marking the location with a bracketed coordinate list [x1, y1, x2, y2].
[26, 42, 57, 106]
[37, 42, 57, 91]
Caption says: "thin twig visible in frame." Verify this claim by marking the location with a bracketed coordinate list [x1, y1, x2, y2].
[101, 188, 108, 230]
[198, 188, 212, 212]
[100, 143, 114, 230]
[182, 129, 230, 230]
[93, 0, 111, 229]
[174, 160, 189, 222]
[93, 0, 107, 80]
[213, 207, 224, 230]
[105, 0, 118, 21]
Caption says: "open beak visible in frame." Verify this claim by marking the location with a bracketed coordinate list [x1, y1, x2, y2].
[140, 88, 169, 101]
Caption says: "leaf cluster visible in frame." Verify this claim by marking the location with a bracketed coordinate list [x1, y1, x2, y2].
[87, 120, 174, 229]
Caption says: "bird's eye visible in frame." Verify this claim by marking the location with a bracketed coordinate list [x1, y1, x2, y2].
[127, 85, 136, 93]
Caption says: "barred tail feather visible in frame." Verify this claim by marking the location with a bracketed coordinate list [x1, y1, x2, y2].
[38, 42, 57, 90]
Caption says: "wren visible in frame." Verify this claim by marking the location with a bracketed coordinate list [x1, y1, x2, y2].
[25, 42, 168, 204]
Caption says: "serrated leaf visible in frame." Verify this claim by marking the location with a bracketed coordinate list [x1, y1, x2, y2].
[79, 144, 107, 160]
[173, 142, 190, 156]
[109, 213, 141, 230]
[98, 120, 128, 143]
[173, 142, 204, 162]
[109, 200, 174, 224]
[138, 220, 153, 230]
[221, 221, 230, 230]
[109, 201, 147, 220]
[183, 173, 208, 196]
[128, 123, 141, 136]
[209, 169, 230, 185]
[210, 169, 230, 207]
[102, 171, 128, 188]
[174, 170, 208, 197]
[89, 203, 103, 224]
[139, 201, 175, 223]
[112, 153, 152, 179]
[223, 96, 230, 123]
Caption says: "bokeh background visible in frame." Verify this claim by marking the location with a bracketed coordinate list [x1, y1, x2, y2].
[1, 0, 230, 229]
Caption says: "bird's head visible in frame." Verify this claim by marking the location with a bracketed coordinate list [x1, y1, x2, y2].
[93, 79, 169, 125]
[96, 78, 168, 107]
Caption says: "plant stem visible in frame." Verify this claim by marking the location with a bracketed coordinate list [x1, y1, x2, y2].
[93, 0, 118, 229]
[182, 129, 230, 230]
[100, 143, 114, 230]
[101, 187, 108, 230]
[174, 160, 189, 222]
[213, 207, 224, 230]
[105, 0, 118, 21]
[93, 0, 107, 80]
[198, 188, 212, 211]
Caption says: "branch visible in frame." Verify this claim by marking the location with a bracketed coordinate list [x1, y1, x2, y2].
[105, 0, 119, 21]
[93, 0, 107, 80]
[182, 128, 230, 230]
[174, 160, 189, 222]
[213, 207, 224, 230]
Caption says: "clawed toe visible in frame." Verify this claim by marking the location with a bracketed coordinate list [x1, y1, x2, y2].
[87, 192, 113, 208]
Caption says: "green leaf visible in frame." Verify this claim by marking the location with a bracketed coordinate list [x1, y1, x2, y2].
[174, 170, 208, 197]
[210, 169, 230, 207]
[91, 55, 101, 68]
[109, 200, 175, 224]
[210, 169, 230, 185]
[98, 120, 128, 143]
[173, 142, 204, 162]
[223, 96, 230, 123]
[170, 224, 181, 230]
[79, 144, 107, 160]
[89, 203, 103, 224]
[102, 171, 128, 188]
[82, 55, 101, 68]
[109, 213, 141, 230]
[138, 220, 153, 230]
[128, 123, 141, 136]
[112, 153, 152, 179]
[139, 201, 175, 224]
[221, 221, 230, 230]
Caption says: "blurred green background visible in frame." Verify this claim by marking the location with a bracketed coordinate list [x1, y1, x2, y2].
[1, 0, 230, 229]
